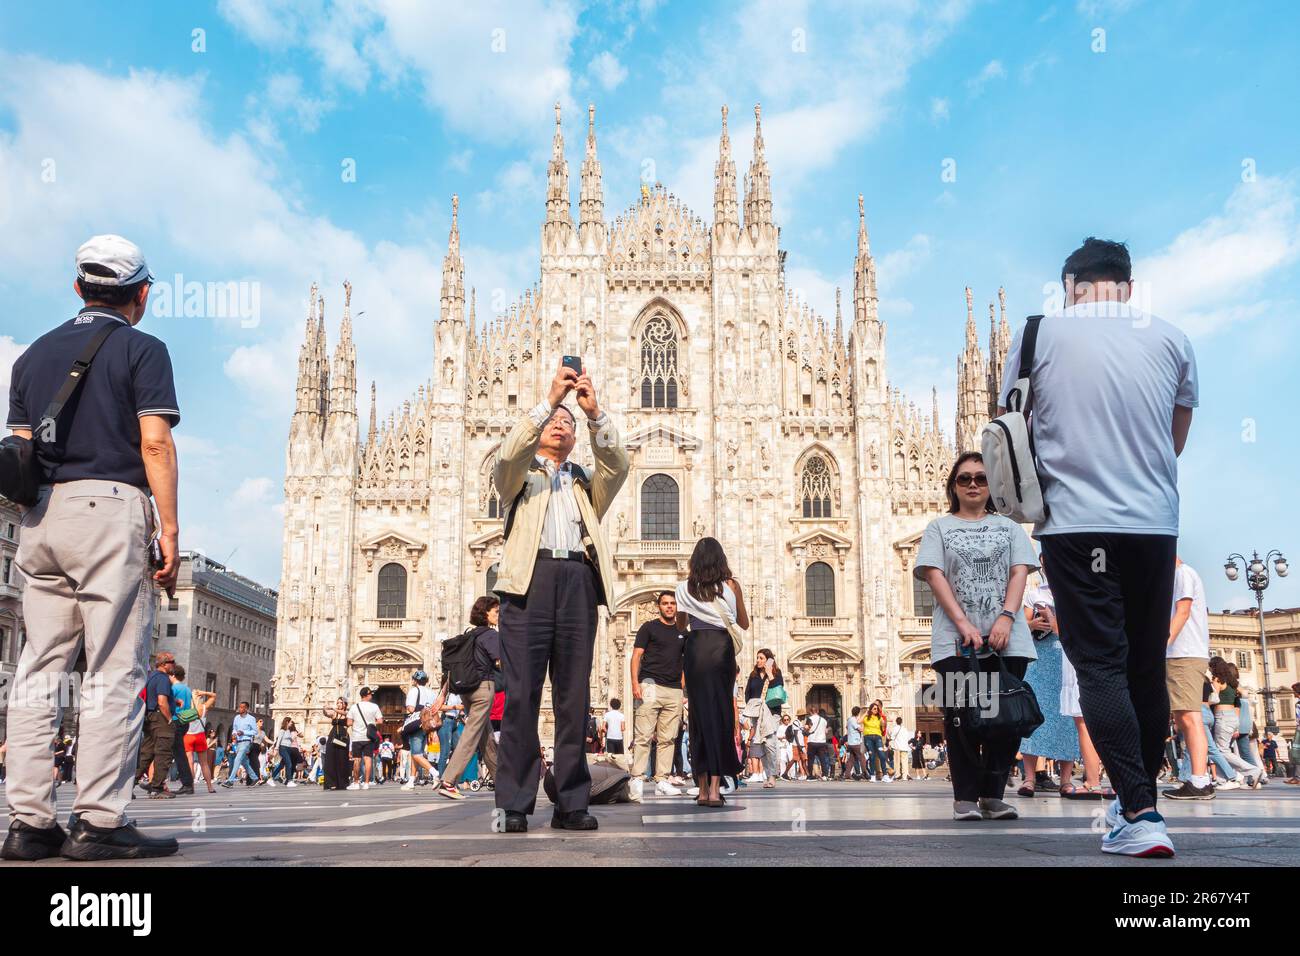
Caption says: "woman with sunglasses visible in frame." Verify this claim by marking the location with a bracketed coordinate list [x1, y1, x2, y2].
[914, 451, 1039, 821]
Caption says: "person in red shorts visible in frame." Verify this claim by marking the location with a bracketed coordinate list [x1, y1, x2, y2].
[182, 684, 218, 793]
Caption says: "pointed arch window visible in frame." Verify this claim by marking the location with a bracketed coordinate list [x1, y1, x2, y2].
[377, 563, 407, 619]
[485, 472, 501, 519]
[799, 455, 834, 518]
[805, 562, 835, 617]
[640, 474, 680, 540]
[486, 562, 500, 595]
[639, 313, 680, 409]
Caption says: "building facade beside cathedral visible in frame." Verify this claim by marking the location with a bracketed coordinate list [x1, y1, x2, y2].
[271, 104, 1013, 742]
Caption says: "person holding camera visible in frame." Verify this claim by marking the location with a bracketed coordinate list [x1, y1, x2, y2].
[491, 361, 628, 833]
[2, 235, 180, 862]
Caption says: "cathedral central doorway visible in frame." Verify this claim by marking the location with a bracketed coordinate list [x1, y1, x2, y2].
[374, 686, 406, 741]
[805, 684, 842, 732]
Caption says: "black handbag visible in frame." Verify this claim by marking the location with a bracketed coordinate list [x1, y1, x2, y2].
[950, 650, 1044, 747]
[0, 317, 123, 506]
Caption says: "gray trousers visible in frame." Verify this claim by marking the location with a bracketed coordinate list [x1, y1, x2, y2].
[442, 680, 498, 786]
[7, 481, 155, 829]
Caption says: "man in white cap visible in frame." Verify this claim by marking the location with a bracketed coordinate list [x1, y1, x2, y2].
[2, 234, 181, 860]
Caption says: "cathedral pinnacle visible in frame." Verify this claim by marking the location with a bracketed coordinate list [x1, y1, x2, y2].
[579, 102, 604, 240]
[743, 102, 772, 229]
[713, 104, 739, 232]
[545, 102, 572, 234]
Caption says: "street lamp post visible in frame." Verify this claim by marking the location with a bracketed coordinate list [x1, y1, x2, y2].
[1224, 550, 1289, 734]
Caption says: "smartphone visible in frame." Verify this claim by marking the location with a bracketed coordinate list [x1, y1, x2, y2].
[562, 354, 583, 375]
[148, 535, 164, 571]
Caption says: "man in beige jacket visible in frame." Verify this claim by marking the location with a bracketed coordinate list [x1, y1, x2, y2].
[492, 362, 628, 833]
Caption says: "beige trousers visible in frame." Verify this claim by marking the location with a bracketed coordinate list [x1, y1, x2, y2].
[7, 481, 155, 829]
[631, 682, 684, 781]
[443, 680, 498, 785]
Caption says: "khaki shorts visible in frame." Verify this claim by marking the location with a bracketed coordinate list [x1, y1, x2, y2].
[1167, 656, 1208, 713]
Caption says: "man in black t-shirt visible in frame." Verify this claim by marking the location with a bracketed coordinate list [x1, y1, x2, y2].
[2, 235, 180, 863]
[630, 591, 688, 797]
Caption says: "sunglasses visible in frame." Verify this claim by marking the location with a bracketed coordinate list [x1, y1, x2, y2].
[954, 473, 988, 487]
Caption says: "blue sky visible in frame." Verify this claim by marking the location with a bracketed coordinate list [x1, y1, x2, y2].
[1, 0, 1297, 610]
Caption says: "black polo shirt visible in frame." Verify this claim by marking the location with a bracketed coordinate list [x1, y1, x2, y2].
[634, 619, 686, 686]
[7, 307, 180, 489]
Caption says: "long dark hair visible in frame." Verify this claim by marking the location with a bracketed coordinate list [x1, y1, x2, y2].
[946, 451, 995, 514]
[750, 648, 782, 681]
[687, 536, 732, 602]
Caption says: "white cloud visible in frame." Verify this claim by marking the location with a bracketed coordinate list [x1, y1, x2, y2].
[1137, 176, 1300, 337]
[930, 97, 950, 122]
[879, 234, 933, 292]
[0, 336, 28, 402]
[966, 59, 1006, 96]
[219, 0, 581, 142]
[588, 51, 628, 91]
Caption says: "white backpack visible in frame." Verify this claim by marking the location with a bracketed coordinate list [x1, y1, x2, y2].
[981, 314, 1048, 524]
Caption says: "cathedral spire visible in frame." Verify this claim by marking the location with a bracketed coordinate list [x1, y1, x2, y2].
[329, 280, 356, 422]
[834, 287, 843, 340]
[579, 103, 604, 244]
[852, 194, 878, 325]
[964, 286, 977, 347]
[294, 282, 322, 417]
[440, 194, 465, 323]
[544, 102, 573, 248]
[368, 380, 377, 444]
[743, 103, 773, 229]
[713, 104, 739, 234]
[956, 286, 989, 453]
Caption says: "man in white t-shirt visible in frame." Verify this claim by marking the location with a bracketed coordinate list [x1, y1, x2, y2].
[603, 700, 626, 757]
[804, 708, 831, 780]
[1001, 238, 1197, 859]
[347, 687, 384, 790]
[1163, 558, 1213, 801]
[889, 717, 913, 781]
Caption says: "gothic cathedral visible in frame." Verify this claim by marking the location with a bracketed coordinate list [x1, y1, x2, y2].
[271, 104, 1010, 741]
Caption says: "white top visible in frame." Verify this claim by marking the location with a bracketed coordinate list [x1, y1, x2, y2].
[348, 701, 383, 743]
[276, 729, 297, 749]
[889, 724, 911, 748]
[1168, 562, 1210, 659]
[604, 709, 625, 741]
[674, 581, 738, 630]
[406, 685, 436, 709]
[998, 302, 1198, 536]
[806, 714, 828, 744]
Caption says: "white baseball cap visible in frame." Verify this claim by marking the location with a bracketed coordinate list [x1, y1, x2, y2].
[75, 234, 154, 286]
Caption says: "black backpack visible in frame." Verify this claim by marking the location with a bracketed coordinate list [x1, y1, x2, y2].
[441, 627, 483, 694]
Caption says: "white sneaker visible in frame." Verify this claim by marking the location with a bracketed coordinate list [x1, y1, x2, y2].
[346, 783, 360, 791]
[881, 775, 893, 784]
[1215, 778, 1242, 791]
[1101, 812, 1175, 858]
[1105, 796, 1123, 830]
[266, 780, 277, 787]
[655, 780, 683, 796]
[401, 780, 415, 791]
[686, 786, 701, 797]
[627, 778, 644, 803]
[362, 781, 371, 790]
[1248, 772, 1264, 790]
[286, 781, 297, 788]
[720, 777, 736, 795]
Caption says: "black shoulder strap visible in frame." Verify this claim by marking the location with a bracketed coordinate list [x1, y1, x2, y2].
[501, 471, 532, 542]
[1018, 315, 1043, 381]
[38, 316, 124, 428]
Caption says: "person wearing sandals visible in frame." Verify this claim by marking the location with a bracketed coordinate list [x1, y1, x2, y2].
[742, 649, 785, 789]
[674, 537, 747, 807]
[1017, 573, 1083, 798]
[915, 451, 1038, 822]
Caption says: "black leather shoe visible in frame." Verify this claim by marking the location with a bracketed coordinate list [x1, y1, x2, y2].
[501, 811, 528, 833]
[551, 809, 598, 831]
[2, 820, 68, 861]
[176, 785, 195, 795]
[61, 818, 179, 861]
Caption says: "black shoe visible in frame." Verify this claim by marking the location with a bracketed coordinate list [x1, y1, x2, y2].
[176, 785, 195, 795]
[1163, 780, 1216, 801]
[2, 820, 69, 861]
[61, 818, 179, 861]
[148, 788, 176, 800]
[551, 809, 598, 831]
[501, 811, 528, 833]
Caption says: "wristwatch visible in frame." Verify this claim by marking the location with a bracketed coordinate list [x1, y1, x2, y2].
[997, 609, 1017, 623]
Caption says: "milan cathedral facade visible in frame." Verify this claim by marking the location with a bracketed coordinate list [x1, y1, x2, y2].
[271, 104, 1011, 741]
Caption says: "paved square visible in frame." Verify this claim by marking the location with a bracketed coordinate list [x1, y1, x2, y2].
[4, 778, 1296, 866]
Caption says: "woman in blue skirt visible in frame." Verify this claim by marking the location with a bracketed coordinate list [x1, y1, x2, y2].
[1018, 576, 1083, 797]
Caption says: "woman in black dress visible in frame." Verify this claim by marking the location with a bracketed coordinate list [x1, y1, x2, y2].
[675, 537, 749, 808]
[321, 697, 351, 790]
